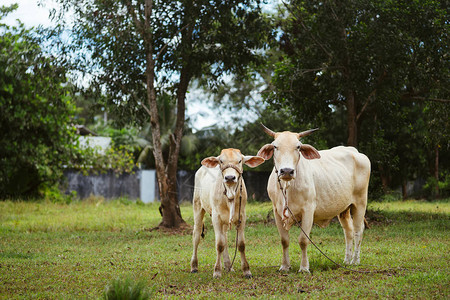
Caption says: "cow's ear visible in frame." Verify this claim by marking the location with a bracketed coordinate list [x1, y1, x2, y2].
[257, 144, 274, 160]
[243, 155, 265, 168]
[201, 156, 220, 168]
[300, 144, 321, 159]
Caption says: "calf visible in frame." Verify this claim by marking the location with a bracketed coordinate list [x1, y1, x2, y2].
[190, 149, 265, 278]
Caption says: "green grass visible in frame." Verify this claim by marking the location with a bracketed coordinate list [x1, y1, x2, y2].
[0, 198, 449, 299]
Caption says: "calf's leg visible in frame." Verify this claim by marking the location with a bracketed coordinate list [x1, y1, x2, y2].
[237, 215, 252, 278]
[190, 205, 205, 273]
[222, 224, 232, 272]
[212, 214, 226, 278]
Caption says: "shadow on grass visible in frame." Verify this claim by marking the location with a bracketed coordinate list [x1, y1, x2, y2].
[246, 203, 449, 227]
[365, 207, 449, 226]
[0, 251, 34, 260]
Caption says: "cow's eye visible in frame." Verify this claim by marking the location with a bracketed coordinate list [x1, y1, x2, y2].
[219, 159, 223, 164]
[238, 159, 242, 163]
[273, 145, 278, 150]
[297, 145, 301, 150]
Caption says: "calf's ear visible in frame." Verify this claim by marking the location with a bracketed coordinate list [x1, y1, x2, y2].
[243, 155, 265, 168]
[300, 144, 321, 159]
[201, 156, 220, 168]
[257, 144, 274, 160]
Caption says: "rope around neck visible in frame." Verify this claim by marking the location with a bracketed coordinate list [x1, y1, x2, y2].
[220, 163, 243, 271]
[273, 159, 372, 274]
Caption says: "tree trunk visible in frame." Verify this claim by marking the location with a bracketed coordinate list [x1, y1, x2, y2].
[434, 145, 439, 198]
[160, 16, 195, 229]
[402, 181, 407, 200]
[346, 90, 358, 147]
[143, 0, 185, 229]
[159, 172, 184, 228]
[378, 164, 389, 192]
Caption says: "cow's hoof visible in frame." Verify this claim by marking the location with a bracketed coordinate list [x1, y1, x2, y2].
[224, 265, 234, 272]
[190, 269, 198, 273]
[351, 258, 360, 265]
[243, 270, 252, 278]
[298, 266, 310, 273]
[343, 258, 352, 265]
[213, 272, 222, 279]
[278, 265, 291, 272]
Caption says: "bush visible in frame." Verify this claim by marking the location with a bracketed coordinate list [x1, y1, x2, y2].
[0, 10, 81, 198]
[423, 173, 450, 199]
[103, 277, 155, 300]
[68, 145, 137, 176]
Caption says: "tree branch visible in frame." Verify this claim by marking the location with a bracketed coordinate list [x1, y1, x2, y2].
[357, 89, 376, 121]
[357, 70, 388, 121]
[154, 23, 191, 65]
[141, 102, 152, 116]
[125, 0, 143, 34]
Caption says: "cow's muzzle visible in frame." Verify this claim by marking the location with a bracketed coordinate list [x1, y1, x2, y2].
[279, 168, 295, 180]
[224, 175, 237, 183]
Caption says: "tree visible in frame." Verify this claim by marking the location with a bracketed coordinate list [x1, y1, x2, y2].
[0, 4, 79, 197]
[269, 0, 448, 147]
[52, 0, 270, 228]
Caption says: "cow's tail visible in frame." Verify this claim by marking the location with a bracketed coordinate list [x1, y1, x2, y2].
[364, 217, 370, 229]
[201, 224, 205, 238]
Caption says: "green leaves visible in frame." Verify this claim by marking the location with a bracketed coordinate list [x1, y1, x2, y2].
[268, 0, 449, 195]
[0, 6, 79, 197]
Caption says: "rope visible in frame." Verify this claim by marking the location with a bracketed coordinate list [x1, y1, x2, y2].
[284, 203, 370, 274]
[220, 164, 242, 271]
[229, 182, 242, 270]
[273, 155, 372, 274]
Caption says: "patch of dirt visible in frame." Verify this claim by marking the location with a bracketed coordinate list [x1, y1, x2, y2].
[364, 209, 393, 226]
[146, 222, 192, 235]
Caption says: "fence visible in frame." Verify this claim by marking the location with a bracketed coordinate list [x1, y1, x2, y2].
[63, 169, 272, 203]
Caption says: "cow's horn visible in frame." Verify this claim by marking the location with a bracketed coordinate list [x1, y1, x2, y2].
[298, 128, 319, 138]
[260, 123, 276, 138]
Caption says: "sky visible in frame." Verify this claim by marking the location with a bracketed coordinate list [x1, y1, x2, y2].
[2, 0, 58, 28]
[2, 0, 264, 131]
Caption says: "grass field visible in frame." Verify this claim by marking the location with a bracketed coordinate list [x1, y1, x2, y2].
[0, 198, 449, 299]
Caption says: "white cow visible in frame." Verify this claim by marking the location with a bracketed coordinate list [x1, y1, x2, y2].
[190, 148, 265, 278]
[257, 125, 371, 273]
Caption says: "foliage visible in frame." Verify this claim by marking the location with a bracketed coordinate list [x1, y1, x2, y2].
[423, 172, 450, 199]
[178, 104, 330, 171]
[69, 145, 136, 176]
[50, 0, 271, 126]
[266, 0, 449, 196]
[50, 0, 272, 227]
[103, 277, 155, 300]
[0, 199, 448, 298]
[0, 5, 80, 198]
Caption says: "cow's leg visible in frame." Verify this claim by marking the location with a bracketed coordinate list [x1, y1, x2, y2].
[190, 204, 205, 273]
[237, 216, 252, 278]
[212, 214, 226, 278]
[350, 203, 366, 265]
[222, 224, 232, 272]
[274, 206, 291, 272]
[338, 207, 354, 264]
[298, 211, 314, 273]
